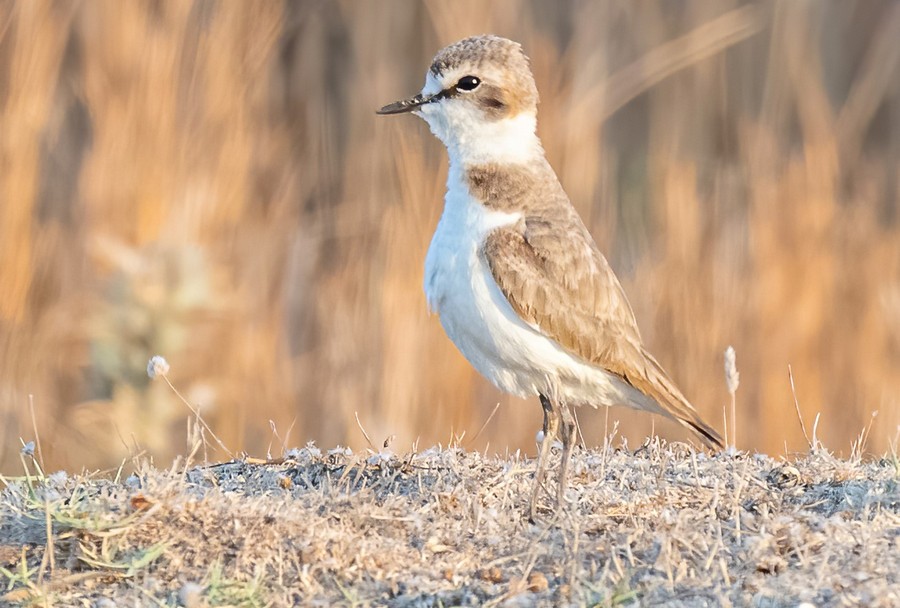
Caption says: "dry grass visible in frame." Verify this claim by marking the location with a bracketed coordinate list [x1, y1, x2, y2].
[1, 442, 899, 606]
[0, 1, 899, 473]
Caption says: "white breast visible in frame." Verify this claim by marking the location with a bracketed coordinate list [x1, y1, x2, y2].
[423, 165, 641, 409]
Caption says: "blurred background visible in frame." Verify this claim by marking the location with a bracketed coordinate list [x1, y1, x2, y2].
[1, 0, 898, 473]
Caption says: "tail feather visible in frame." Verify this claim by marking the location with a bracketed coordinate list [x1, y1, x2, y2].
[679, 414, 724, 450]
[630, 348, 724, 450]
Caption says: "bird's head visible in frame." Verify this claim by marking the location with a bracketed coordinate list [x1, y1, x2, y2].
[378, 35, 542, 166]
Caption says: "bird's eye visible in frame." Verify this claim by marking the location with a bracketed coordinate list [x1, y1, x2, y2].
[456, 76, 481, 91]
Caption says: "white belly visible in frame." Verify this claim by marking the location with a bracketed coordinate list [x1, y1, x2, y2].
[423, 172, 637, 408]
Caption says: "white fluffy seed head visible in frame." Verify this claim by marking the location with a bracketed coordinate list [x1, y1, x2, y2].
[147, 355, 170, 379]
[724, 346, 740, 394]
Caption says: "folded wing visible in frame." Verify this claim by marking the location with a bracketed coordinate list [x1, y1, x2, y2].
[478, 171, 722, 448]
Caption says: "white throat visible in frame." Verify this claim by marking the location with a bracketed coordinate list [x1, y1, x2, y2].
[423, 110, 542, 167]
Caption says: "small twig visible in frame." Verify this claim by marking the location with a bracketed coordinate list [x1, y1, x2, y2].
[182, 419, 204, 475]
[28, 395, 45, 473]
[199, 415, 209, 463]
[280, 417, 298, 456]
[354, 411, 375, 450]
[690, 449, 702, 488]
[856, 411, 878, 459]
[722, 407, 729, 451]
[468, 402, 501, 447]
[26, 395, 55, 582]
[162, 375, 233, 458]
[572, 407, 586, 448]
[41, 493, 55, 582]
[788, 365, 812, 449]
[600, 405, 610, 479]
[732, 459, 750, 545]
[730, 392, 737, 448]
[811, 413, 821, 450]
[267, 420, 281, 460]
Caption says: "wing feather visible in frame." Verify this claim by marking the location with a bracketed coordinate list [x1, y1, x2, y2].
[471, 161, 722, 448]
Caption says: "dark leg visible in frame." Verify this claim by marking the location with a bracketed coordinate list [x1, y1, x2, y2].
[541, 394, 550, 436]
[530, 393, 559, 522]
[557, 400, 577, 509]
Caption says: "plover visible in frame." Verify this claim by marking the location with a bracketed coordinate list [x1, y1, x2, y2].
[378, 35, 723, 518]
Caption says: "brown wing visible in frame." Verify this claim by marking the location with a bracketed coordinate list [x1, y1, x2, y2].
[478, 177, 722, 448]
[467, 161, 644, 368]
[482, 218, 645, 378]
[483, 223, 722, 448]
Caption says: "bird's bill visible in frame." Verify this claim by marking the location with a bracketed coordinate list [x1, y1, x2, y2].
[376, 93, 432, 115]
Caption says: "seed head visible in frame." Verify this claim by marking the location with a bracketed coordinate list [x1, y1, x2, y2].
[724, 346, 740, 394]
[147, 355, 170, 379]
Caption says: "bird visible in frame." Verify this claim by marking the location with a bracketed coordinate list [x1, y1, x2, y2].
[377, 35, 723, 519]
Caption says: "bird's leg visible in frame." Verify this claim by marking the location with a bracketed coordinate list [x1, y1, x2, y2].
[557, 400, 577, 509]
[541, 395, 550, 437]
[530, 393, 559, 522]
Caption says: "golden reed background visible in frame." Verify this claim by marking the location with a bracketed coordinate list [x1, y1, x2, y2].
[1, 1, 899, 473]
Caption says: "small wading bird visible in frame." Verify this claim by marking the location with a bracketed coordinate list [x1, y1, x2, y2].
[378, 35, 723, 520]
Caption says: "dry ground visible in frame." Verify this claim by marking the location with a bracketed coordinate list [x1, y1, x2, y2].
[1, 441, 899, 607]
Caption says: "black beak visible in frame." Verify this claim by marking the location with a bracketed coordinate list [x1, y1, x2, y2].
[376, 93, 431, 115]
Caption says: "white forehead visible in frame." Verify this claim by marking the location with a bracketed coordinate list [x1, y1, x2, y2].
[422, 71, 442, 96]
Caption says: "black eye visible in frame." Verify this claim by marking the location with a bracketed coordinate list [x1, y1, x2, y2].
[456, 76, 481, 91]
